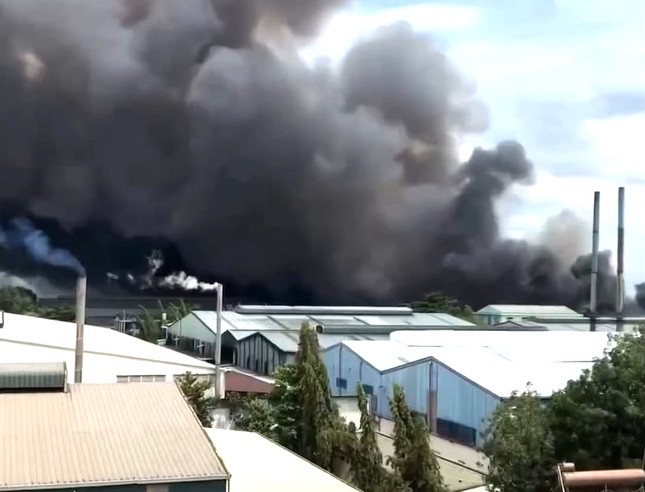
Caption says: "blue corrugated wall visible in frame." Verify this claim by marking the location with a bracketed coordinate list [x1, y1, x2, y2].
[322, 344, 503, 447]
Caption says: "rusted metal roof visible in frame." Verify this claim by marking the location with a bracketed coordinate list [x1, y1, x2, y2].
[0, 382, 228, 490]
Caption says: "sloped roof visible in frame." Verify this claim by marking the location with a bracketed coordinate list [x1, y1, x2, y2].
[0, 313, 214, 382]
[476, 304, 581, 317]
[333, 330, 615, 397]
[0, 383, 228, 490]
[189, 306, 474, 341]
[206, 429, 360, 491]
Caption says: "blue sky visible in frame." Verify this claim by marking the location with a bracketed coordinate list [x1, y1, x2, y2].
[301, 0, 645, 292]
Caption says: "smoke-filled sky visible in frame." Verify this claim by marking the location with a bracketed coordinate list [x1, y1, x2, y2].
[0, 0, 643, 309]
[303, 0, 645, 297]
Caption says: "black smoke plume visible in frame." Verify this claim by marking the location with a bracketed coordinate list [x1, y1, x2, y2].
[0, 0, 632, 309]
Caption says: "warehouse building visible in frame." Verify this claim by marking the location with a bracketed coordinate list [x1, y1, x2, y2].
[475, 304, 582, 325]
[0, 377, 229, 491]
[0, 312, 215, 384]
[322, 330, 613, 447]
[168, 304, 474, 371]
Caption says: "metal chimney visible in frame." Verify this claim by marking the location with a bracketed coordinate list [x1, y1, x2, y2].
[616, 186, 625, 332]
[74, 275, 87, 383]
[589, 191, 600, 332]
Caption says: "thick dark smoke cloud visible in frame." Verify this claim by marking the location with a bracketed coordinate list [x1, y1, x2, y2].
[0, 0, 632, 309]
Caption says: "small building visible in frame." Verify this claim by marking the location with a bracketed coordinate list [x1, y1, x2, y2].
[322, 330, 613, 448]
[168, 304, 475, 369]
[475, 304, 582, 325]
[0, 312, 215, 383]
[0, 371, 229, 491]
[222, 366, 275, 395]
[206, 428, 360, 492]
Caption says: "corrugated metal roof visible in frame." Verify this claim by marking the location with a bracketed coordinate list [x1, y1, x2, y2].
[0, 362, 67, 390]
[476, 304, 581, 317]
[0, 313, 215, 384]
[0, 383, 228, 490]
[206, 429, 361, 491]
[257, 330, 388, 353]
[337, 330, 615, 397]
[191, 308, 474, 337]
[235, 305, 412, 316]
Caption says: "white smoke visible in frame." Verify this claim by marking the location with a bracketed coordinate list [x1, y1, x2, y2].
[159, 271, 219, 291]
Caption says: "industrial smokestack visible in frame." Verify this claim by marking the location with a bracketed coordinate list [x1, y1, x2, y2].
[589, 191, 600, 332]
[616, 186, 625, 332]
[74, 275, 87, 383]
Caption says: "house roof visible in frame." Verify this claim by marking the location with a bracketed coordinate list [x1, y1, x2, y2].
[0, 313, 214, 383]
[0, 383, 228, 490]
[476, 304, 581, 317]
[206, 429, 360, 491]
[334, 330, 615, 397]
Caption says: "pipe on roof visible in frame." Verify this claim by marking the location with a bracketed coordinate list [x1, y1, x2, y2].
[589, 191, 600, 331]
[74, 275, 87, 384]
[563, 469, 645, 488]
[616, 186, 625, 331]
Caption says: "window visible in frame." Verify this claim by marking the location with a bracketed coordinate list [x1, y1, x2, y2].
[361, 384, 374, 395]
[117, 375, 166, 383]
[436, 418, 477, 447]
[336, 377, 348, 389]
[147, 486, 168, 492]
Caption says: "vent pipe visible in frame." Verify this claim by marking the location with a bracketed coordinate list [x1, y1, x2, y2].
[74, 275, 87, 383]
[589, 191, 600, 332]
[616, 187, 625, 332]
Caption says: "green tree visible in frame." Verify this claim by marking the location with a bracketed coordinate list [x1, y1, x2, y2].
[352, 384, 409, 492]
[548, 329, 645, 470]
[388, 385, 445, 492]
[293, 322, 346, 470]
[268, 364, 300, 449]
[411, 291, 477, 324]
[0, 286, 39, 314]
[138, 305, 162, 342]
[177, 371, 217, 427]
[232, 396, 275, 435]
[482, 387, 555, 492]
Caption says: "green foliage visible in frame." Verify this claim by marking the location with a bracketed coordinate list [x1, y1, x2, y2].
[352, 384, 410, 492]
[388, 385, 445, 492]
[482, 387, 555, 492]
[483, 329, 645, 492]
[177, 371, 217, 427]
[411, 291, 477, 324]
[136, 300, 194, 342]
[0, 286, 75, 321]
[549, 329, 645, 469]
[231, 323, 354, 477]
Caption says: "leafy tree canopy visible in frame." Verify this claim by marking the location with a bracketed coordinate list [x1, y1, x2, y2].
[177, 371, 217, 427]
[483, 329, 645, 492]
[411, 291, 478, 323]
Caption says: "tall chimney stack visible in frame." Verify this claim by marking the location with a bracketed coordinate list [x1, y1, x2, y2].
[589, 191, 600, 332]
[616, 186, 625, 332]
[74, 275, 87, 383]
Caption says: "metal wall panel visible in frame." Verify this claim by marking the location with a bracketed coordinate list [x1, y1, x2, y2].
[322, 344, 380, 398]
[167, 314, 215, 343]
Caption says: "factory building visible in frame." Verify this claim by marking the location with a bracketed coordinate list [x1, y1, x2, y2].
[321, 330, 613, 447]
[0, 311, 215, 384]
[475, 304, 582, 325]
[168, 305, 474, 373]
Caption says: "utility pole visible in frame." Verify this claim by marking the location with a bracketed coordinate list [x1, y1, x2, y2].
[214, 282, 223, 399]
